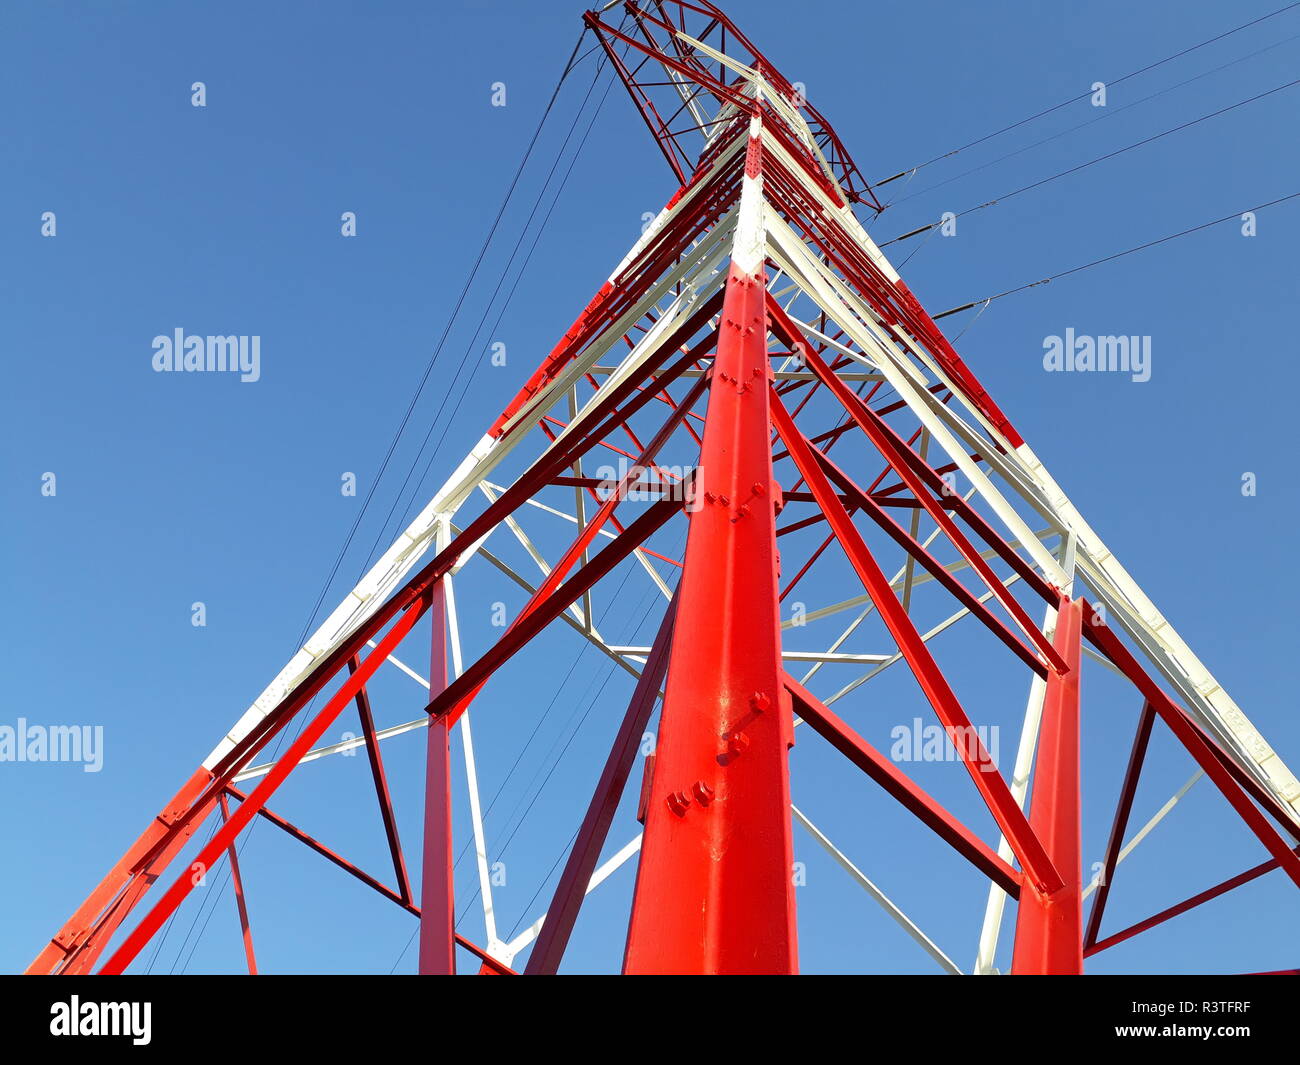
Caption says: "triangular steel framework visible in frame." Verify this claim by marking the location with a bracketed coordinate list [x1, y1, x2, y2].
[32, 1, 1300, 976]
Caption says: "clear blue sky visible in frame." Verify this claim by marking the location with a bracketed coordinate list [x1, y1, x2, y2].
[3, 0, 1299, 974]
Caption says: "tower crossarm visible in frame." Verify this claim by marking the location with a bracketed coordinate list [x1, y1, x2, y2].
[586, 1, 883, 210]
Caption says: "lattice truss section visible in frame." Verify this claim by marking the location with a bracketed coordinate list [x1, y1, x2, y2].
[33, 1, 1300, 975]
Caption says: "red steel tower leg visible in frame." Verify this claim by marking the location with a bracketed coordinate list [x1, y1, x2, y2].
[1013, 598, 1084, 974]
[419, 581, 456, 975]
[623, 256, 798, 974]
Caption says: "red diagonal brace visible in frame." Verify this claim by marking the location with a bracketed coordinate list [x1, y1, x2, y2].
[810, 447, 1050, 679]
[1084, 700, 1155, 951]
[225, 784, 410, 909]
[426, 495, 684, 727]
[1083, 605, 1300, 888]
[1087, 845, 1300, 956]
[769, 386, 1063, 895]
[784, 674, 1021, 896]
[431, 364, 710, 728]
[348, 657, 412, 904]
[27, 767, 215, 974]
[766, 292, 1064, 666]
[525, 597, 679, 974]
[218, 793, 258, 975]
[98, 591, 431, 974]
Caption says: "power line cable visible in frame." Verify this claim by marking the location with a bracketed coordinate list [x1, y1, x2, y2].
[293, 29, 590, 651]
[930, 189, 1300, 320]
[359, 58, 618, 576]
[873, 0, 1300, 188]
[890, 29, 1300, 208]
[880, 74, 1300, 247]
[385, 72, 623, 558]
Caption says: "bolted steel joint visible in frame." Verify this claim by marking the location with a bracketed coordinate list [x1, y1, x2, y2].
[725, 730, 750, 757]
[666, 790, 692, 817]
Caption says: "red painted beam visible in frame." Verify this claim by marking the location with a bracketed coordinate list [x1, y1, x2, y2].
[1082, 605, 1300, 889]
[624, 260, 798, 974]
[348, 657, 412, 904]
[810, 446, 1050, 679]
[1084, 701, 1155, 950]
[1087, 847, 1300, 957]
[219, 794, 258, 975]
[1012, 598, 1084, 975]
[97, 592, 431, 974]
[784, 674, 1021, 897]
[27, 767, 214, 974]
[225, 785, 408, 908]
[769, 385, 1063, 896]
[419, 578, 456, 975]
[425, 495, 684, 726]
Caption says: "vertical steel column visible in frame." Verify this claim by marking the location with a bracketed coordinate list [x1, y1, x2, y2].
[1012, 597, 1084, 974]
[624, 114, 797, 972]
[419, 580, 456, 975]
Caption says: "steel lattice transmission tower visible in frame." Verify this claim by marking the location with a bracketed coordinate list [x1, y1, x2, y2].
[32, 1, 1300, 975]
